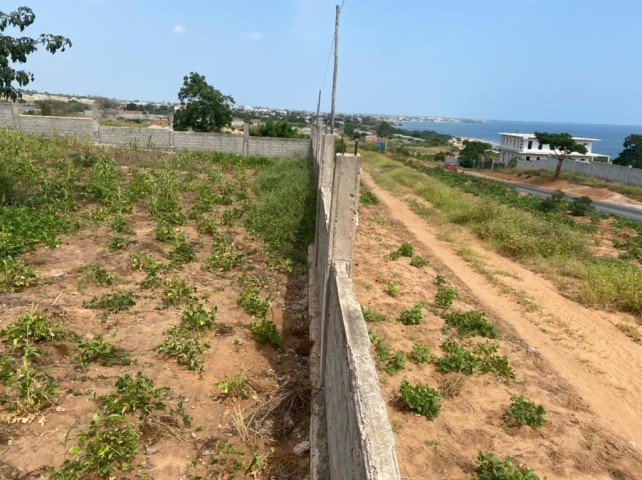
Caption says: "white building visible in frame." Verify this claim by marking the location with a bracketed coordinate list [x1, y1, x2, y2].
[497, 133, 610, 165]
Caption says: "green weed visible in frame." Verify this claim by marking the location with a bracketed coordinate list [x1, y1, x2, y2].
[475, 451, 539, 480]
[410, 255, 429, 268]
[0, 309, 64, 352]
[109, 215, 133, 234]
[74, 335, 132, 369]
[387, 281, 400, 297]
[77, 264, 115, 292]
[434, 285, 459, 309]
[360, 185, 379, 206]
[409, 343, 431, 363]
[505, 395, 546, 428]
[371, 332, 406, 375]
[237, 288, 271, 318]
[0, 257, 38, 292]
[399, 380, 442, 420]
[158, 278, 196, 309]
[444, 310, 499, 338]
[155, 326, 210, 372]
[217, 372, 250, 399]
[108, 236, 129, 250]
[102, 372, 168, 418]
[1, 355, 57, 413]
[386, 242, 414, 260]
[154, 221, 177, 242]
[169, 232, 197, 265]
[249, 320, 282, 348]
[399, 303, 425, 325]
[180, 303, 217, 332]
[83, 291, 136, 313]
[361, 305, 387, 323]
[203, 236, 244, 273]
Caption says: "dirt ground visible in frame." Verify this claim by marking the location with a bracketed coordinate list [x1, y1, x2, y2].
[473, 171, 642, 207]
[352, 172, 642, 479]
[0, 205, 310, 479]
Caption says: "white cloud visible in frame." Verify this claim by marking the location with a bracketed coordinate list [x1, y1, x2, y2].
[239, 31, 264, 41]
[173, 24, 187, 34]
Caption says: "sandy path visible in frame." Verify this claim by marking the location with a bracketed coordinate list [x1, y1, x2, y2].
[361, 170, 642, 448]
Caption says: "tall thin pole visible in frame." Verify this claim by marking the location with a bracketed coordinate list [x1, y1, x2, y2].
[330, 4, 340, 134]
[315, 89, 322, 129]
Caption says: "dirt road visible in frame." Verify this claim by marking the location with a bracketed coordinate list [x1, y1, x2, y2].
[361, 170, 642, 449]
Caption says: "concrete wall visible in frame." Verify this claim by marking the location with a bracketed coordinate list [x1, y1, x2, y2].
[0, 102, 309, 158]
[309, 125, 400, 480]
[516, 158, 642, 186]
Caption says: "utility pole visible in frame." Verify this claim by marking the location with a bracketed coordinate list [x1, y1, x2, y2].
[330, 4, 340, 134]
[315, 89, 322, 129]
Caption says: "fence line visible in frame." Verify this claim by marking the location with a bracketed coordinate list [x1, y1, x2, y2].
[515, 158, 642, 187]
[309, 126, 400, 479]
[0, 102, 309, 159]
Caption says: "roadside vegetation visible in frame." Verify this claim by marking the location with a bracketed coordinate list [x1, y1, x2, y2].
[361, 149, 642, 319]
[0, 129, 314, 478]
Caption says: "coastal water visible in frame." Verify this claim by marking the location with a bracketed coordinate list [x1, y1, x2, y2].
[399, 120, 642, 159]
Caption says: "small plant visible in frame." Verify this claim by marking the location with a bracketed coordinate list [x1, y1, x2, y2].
[444, 310, 499, 338]
[180, 303, 217, 332]
[386, 242, 414, 260]
[158, 277, 196, 309]
[0, 257, 38, 292]
[360, 186, 379, 206]
[361, 306, 387, 323]
[384, 351, 407, 375]
[249, 320, 282, 348]
[108, 236, 129, 250]
[217, 372, 250, 399]
[110, 215, 133, 234]
[169, 232, 196, 265]
[475, 342, 516, 381]
[387, 281, 400, 297]
[434, 340, 481, 375]
[155, 326, 210, 372]
[569, 196, 594, 216]
[617, 322, 641, 342]
[410, 255, 428, 268]
[51, 413, 139, 479]
[372, 333, 406, 375]
[154, 221, 176, 242]
[102, 372, 168, 418]
[1, 308, 65, 351]
[83, 291, 136, 313]
[3, 356, 58, 413]
[399, 303, 425, 325]
[475, 451, 539, 480]
[74, 335, 132, 369]
[237, 288, 271, 318]
[77, 264, 115, 292]
[409, 343, 431, 363]
[505, 395, 546, 428]
[434, 273, 447, 286]
[203, 237, 244, 273]
[434, 285, 459, 309]
[399, 380, 442, 420]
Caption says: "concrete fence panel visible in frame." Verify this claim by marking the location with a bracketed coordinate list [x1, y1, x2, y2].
[19, 115, 95, 140]
[516, 158, 642, 187]
[173, 131, 244, 153]
[248, 136, 310, 158]
[98, 126, 171, 147]
[309, 125, 400, 479]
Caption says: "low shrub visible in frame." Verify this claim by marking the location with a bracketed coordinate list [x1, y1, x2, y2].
[399, 380, 442, 420]
[505, 395, 547, 428]
[444, 310, 499, 338]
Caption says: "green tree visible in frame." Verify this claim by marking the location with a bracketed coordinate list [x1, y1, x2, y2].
[250, 120, 301, 138]
[0, 7, 72, 100]
[173, 72, 234, 132]
[534, 132, 588, 178]
[613, 134, 642, 169]
[458, 140, 492, 168]
[376, 120, 395, 138]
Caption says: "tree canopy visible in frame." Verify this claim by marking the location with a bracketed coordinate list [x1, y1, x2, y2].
[534, 132, 587, 178]
[458, 140, 492, 167]
[250, 120, 302, 138]
[613, 134, 642, 169]
[173, 72, 234, 132]
[0, 7, 72, 101]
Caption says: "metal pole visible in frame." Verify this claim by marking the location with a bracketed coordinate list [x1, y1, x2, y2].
[329, 4, 340, 134]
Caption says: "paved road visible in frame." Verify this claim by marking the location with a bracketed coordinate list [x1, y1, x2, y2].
[504, 182, 642, 223]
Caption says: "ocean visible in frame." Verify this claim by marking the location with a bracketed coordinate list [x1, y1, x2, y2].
[399, 120, 642, 160]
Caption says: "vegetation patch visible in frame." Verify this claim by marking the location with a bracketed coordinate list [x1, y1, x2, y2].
[475, 451, 539, 480]
[434, 285, 459, 309]
[386, 242, 414, 260]
[237, 288, 271, 318]
[0, 309, 64, 352]
[74, 335, 132, 369]
[399, 303, 425, 325]
[399, 380, 442, 420]
[83, 291, 136, 313]
[444, 310, 499, 338]
[505, 395, 547, 428]
[361, 305, 387, 323]
[249, 320, 282, 349]
[434, 340, 515, 381]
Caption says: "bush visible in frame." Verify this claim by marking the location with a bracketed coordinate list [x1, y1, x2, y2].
[444, 310, 499, 338]
[249, 320, 282, 348]
[505, 395, 546, 428]
[399, 380, 442, 420]
[237, 288, 271, 318]
[475, 451, 539, 480]
[409, 343, 431, 363]
[434, 285, 459, 309]
[361, 306, 387, 323]
[399, 303, 425, 325]
[569, 196, 594, 216]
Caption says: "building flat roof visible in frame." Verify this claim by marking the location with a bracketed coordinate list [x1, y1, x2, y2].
[498, 132, 600, 142]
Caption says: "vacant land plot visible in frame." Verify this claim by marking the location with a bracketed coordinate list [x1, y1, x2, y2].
[0, 131, 314, 479]
[354, 168, 642, 479]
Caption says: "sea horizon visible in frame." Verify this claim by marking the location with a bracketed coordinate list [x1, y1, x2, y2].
[399, 119, 642, 159]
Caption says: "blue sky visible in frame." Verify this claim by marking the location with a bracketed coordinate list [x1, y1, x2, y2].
[4, 0, 642, 124]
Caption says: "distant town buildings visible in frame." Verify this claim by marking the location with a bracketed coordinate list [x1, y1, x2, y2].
[497, 133, 611, 164]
